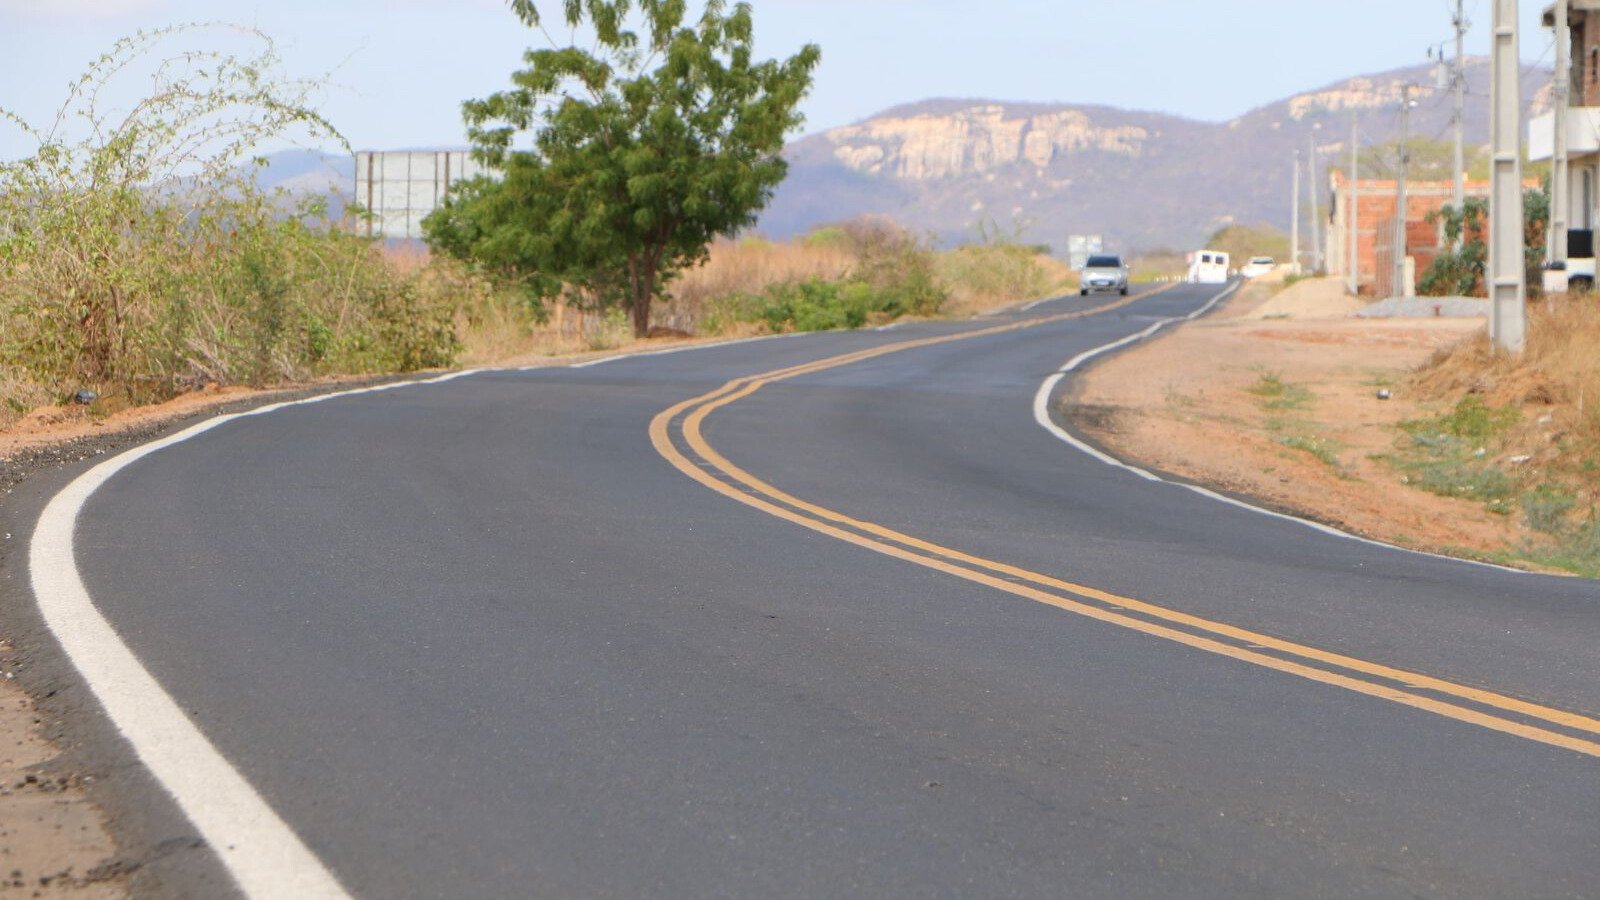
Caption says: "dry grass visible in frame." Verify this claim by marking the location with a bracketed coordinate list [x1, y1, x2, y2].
[454, 232, 1076, 360]
[374, 244, 650, 364]
[381, 241, 434, 275]
[1415, 296, 1600, 444]
[0, 233, 861, 403]
[938, 245, 1074, 317]
[659, 237, 855, 331]
[443, 235, 847, 364]
[1409, 295, 1600, 574]
[0, 367, 53, 430]
[2, 227, 1080, 427]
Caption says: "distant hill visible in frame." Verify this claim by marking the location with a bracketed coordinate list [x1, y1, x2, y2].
[257, 59, 1551, 255]
[759, 59, 1551, 253]
[250, 148, 352, 196]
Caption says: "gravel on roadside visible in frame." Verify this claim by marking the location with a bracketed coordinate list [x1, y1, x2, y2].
[1356, 296, 1490, 318]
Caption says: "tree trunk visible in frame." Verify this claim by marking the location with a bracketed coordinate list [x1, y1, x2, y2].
[630, 292, 650, 338]
[629, 257, 654, 338]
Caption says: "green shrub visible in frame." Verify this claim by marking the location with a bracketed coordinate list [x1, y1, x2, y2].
[1404, 458, 1516, 503]
[1278, 433, 1341, 468]
[849, 229, 947, 317]
[1522, 484, 1578, 534]
[1248, 370, 1314, 411]
[1414, 395, 1521, 444]
[716, 223, 949, 333]
[0, 26, 462, 413]
[1386, 397, 1523, 509]
[936, 243, 1055, 305]
[1420, 187, 1547, 298]
[755, 279, 872, 332]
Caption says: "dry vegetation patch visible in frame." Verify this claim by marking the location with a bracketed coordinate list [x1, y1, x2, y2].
[1403, 296, 1600, 574]
[659, 221, 1071, 335]
[665, 236, 855, 318]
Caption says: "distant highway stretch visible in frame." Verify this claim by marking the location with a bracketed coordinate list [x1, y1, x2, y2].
[24, 283, 1600, 897]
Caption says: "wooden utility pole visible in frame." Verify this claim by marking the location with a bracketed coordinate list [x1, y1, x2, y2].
[1489, 0, 1526, 352]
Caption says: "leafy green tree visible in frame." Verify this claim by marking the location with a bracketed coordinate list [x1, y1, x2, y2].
[425, 0, 821, 337]
[1419, 198, 1489, 296]
[1420, 185, 1548, 297]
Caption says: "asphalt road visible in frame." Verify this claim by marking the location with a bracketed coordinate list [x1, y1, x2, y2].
[25, 283, 1600, 897]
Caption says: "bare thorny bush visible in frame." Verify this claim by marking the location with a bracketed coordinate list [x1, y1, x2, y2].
[0, 25, 459, 420]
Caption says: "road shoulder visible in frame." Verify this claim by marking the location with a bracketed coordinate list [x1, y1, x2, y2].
[1066, 275, 1540, 564]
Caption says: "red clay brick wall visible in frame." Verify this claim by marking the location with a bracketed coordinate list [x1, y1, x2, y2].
[1372, 218, 1440, 297]
[1333, 171, 1529, 296]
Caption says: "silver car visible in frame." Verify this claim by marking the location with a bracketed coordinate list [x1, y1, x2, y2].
[1079, 254, 1129, 296]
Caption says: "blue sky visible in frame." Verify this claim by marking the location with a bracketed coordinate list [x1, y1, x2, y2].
[0, 0, 1554, 161]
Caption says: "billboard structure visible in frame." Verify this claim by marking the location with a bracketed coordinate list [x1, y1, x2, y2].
[353, 150, 492, 240]
[1066, 234, 1104, 271]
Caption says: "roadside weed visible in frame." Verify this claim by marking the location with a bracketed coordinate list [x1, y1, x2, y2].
[1405, 395, 1519, 445]
[1248, 369, 1314, 411]
[1386, 396, 1521, 508]
[1522, 484, 1578, 534]
[1277, 433, 1342, 469]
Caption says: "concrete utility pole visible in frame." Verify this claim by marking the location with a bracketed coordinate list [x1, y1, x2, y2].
[1291, 151, 1301, 274]
[1308, 124, 1324, 272]
[1349, 113, 1360, 294]
[1553, 0, 1571, 266]
[1453, 0, 1469, 218]
[1395, 85, 1415, 298]
[1489, 0, 1526, 352]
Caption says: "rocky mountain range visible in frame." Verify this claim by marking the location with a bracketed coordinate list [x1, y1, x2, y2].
[256, 59, 1552, 254]
[759, 59, 1551, 253]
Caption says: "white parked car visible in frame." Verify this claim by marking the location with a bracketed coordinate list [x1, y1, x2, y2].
[1239, 257, 1276, 279]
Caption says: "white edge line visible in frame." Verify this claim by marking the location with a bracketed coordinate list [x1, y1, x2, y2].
[27, 367, 495, 899]
[1030, 282, 1529, 575]
[23, 324, 818, 898]
[31, 288, 1516, 899]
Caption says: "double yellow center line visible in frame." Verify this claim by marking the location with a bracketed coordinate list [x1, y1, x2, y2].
[648, 291, 1600, 759]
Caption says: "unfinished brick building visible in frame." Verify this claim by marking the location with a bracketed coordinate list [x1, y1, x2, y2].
[1326, 172, 1495, 297]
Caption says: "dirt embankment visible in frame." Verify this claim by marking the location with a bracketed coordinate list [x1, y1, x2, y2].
[1070, 275, 1544, 559]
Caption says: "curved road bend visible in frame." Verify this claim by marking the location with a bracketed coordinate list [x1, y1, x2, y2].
[48, 284, 1600, 896]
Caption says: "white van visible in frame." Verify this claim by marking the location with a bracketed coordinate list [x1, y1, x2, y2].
[1187, 250, 1230, 285]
